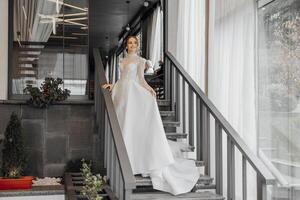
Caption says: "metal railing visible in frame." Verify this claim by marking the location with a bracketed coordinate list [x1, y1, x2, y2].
[164, 51, 276, 200]
[93, 48, 136, 200]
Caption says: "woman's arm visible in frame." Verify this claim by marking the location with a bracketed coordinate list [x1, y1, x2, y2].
[137, 58, 156, 97]
[102, 58, 123, 91]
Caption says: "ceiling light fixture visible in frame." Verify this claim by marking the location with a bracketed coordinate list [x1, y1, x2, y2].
[50, 36, 78, 40]
[63, 17, 88, 22]
[126, 24, 130, 31]
[126, 1, 131, 32]
[47, 0, 88, 12]
[143, 1, 149, 7]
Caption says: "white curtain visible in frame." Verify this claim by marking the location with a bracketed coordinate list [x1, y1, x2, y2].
[0, 0, 8, 100]
[111, 53, 117, 84]
[208, 0, 257, 199]
[13, 0, 60, 42]
[168, 0, 206, 89]
[146, 6, 163, 70]
[31, 0, 61, 42]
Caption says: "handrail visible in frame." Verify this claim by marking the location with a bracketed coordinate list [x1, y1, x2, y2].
[93, 48, 136, 198]
[164, 51, 276, 200]
[165, 51, 275, 185]
[258, 149, 288, 186]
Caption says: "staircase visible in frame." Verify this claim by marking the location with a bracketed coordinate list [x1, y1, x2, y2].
[93, 48, 275, 200]
[131, 100, 224, 200]
[13, 41, 43, 82]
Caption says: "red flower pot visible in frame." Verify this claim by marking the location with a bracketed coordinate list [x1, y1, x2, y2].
[0, 176, 33, 190]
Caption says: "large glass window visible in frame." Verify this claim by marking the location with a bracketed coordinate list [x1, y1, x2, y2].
[11, 0, 89, 99]
[257, 0, 300, 186]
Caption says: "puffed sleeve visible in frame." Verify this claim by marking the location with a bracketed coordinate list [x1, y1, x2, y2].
[137, 57, 153, 92]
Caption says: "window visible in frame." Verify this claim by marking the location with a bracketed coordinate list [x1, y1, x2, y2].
[10, 0, 89, 99]
[257, 0, 300, 185]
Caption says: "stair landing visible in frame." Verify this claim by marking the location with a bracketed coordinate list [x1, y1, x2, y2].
[132, 191, 224, 200]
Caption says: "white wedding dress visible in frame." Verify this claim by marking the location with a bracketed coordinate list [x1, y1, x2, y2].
[111, 53, 200, 195]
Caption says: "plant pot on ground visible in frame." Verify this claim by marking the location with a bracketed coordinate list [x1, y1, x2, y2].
[0, 112, 32, 190]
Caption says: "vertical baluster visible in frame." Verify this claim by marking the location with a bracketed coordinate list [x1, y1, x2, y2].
[175, 71, 180, 121]
[196, 97, 201, 161]
[163, 56, 167, 99]
[119, 175, 124, 200]
[104, 111, 108, 167]
[227, 136, 235, 200]
[173, 68, 177, 108]
[165, 58, 170, 100]
[107, 126, 111, 180]
[201, 103, 210, 175]
[170, 62, 174, 103]
[242, 156, 247, 200]
[257, 175, 266, 200]
[115, 63, 118, 83]
[111, 144, 116, 193]
[95, 75, 98, 113]
[188, 86, 194, 146]
[115, 161, 120, 198]
[124, 189, 132, 200]
[215, 120, 223, 194]
[182, 79, 186, 133]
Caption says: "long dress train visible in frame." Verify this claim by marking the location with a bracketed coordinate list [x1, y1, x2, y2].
[111, 54, 200, 195]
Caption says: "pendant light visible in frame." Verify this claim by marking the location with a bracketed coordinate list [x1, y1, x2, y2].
[143, 0, 149, 7]
[125, 1, 131, 32]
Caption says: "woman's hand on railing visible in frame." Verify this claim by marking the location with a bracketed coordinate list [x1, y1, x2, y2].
[102, 83, 113, 92]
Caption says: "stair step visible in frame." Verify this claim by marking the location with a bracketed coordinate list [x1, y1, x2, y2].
[181, 145, 195, 152]
[188, 159, 205, 167]
[132, 191, 224, 200]
[17, 47, 44, 51]
[163, 121, 180, 127]
[157, 100, 171, 106]
[18, 54, 40, 58]
[18, 60, 38, 65]
[135, 175, 212, 187]
[160, 111, 175, 117]
[16, 74, 38, 78]
[166, 132, 187, 139]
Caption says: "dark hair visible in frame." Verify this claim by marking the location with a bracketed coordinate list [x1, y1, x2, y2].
[124, 36, 139, 51]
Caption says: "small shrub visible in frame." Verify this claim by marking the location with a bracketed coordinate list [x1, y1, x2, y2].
[80, 159, 103, 200]
[2, 112, 27, 178]
[23, 77, 71, 108]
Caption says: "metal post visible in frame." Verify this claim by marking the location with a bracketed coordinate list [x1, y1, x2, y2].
[215, 121, 223, 195]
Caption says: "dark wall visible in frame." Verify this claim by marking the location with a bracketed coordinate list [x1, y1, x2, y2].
[0, 101, 101, 177]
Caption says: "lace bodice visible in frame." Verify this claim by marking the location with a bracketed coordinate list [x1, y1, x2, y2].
[118, 54, 153, 92]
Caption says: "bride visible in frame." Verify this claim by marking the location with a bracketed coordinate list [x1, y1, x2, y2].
[102, 36, 200, 195]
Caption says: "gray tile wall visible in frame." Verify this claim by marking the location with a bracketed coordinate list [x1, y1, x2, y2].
[0, 103, 101, 177]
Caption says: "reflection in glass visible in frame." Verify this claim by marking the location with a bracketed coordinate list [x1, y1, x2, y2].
[257, 0, 300, 189]
[12, 0, 88, 98]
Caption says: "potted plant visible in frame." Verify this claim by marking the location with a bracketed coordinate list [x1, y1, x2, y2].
[80, 159, 103, 200]
[0, 112, 32, 190]
[23, 77, 71, 108]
